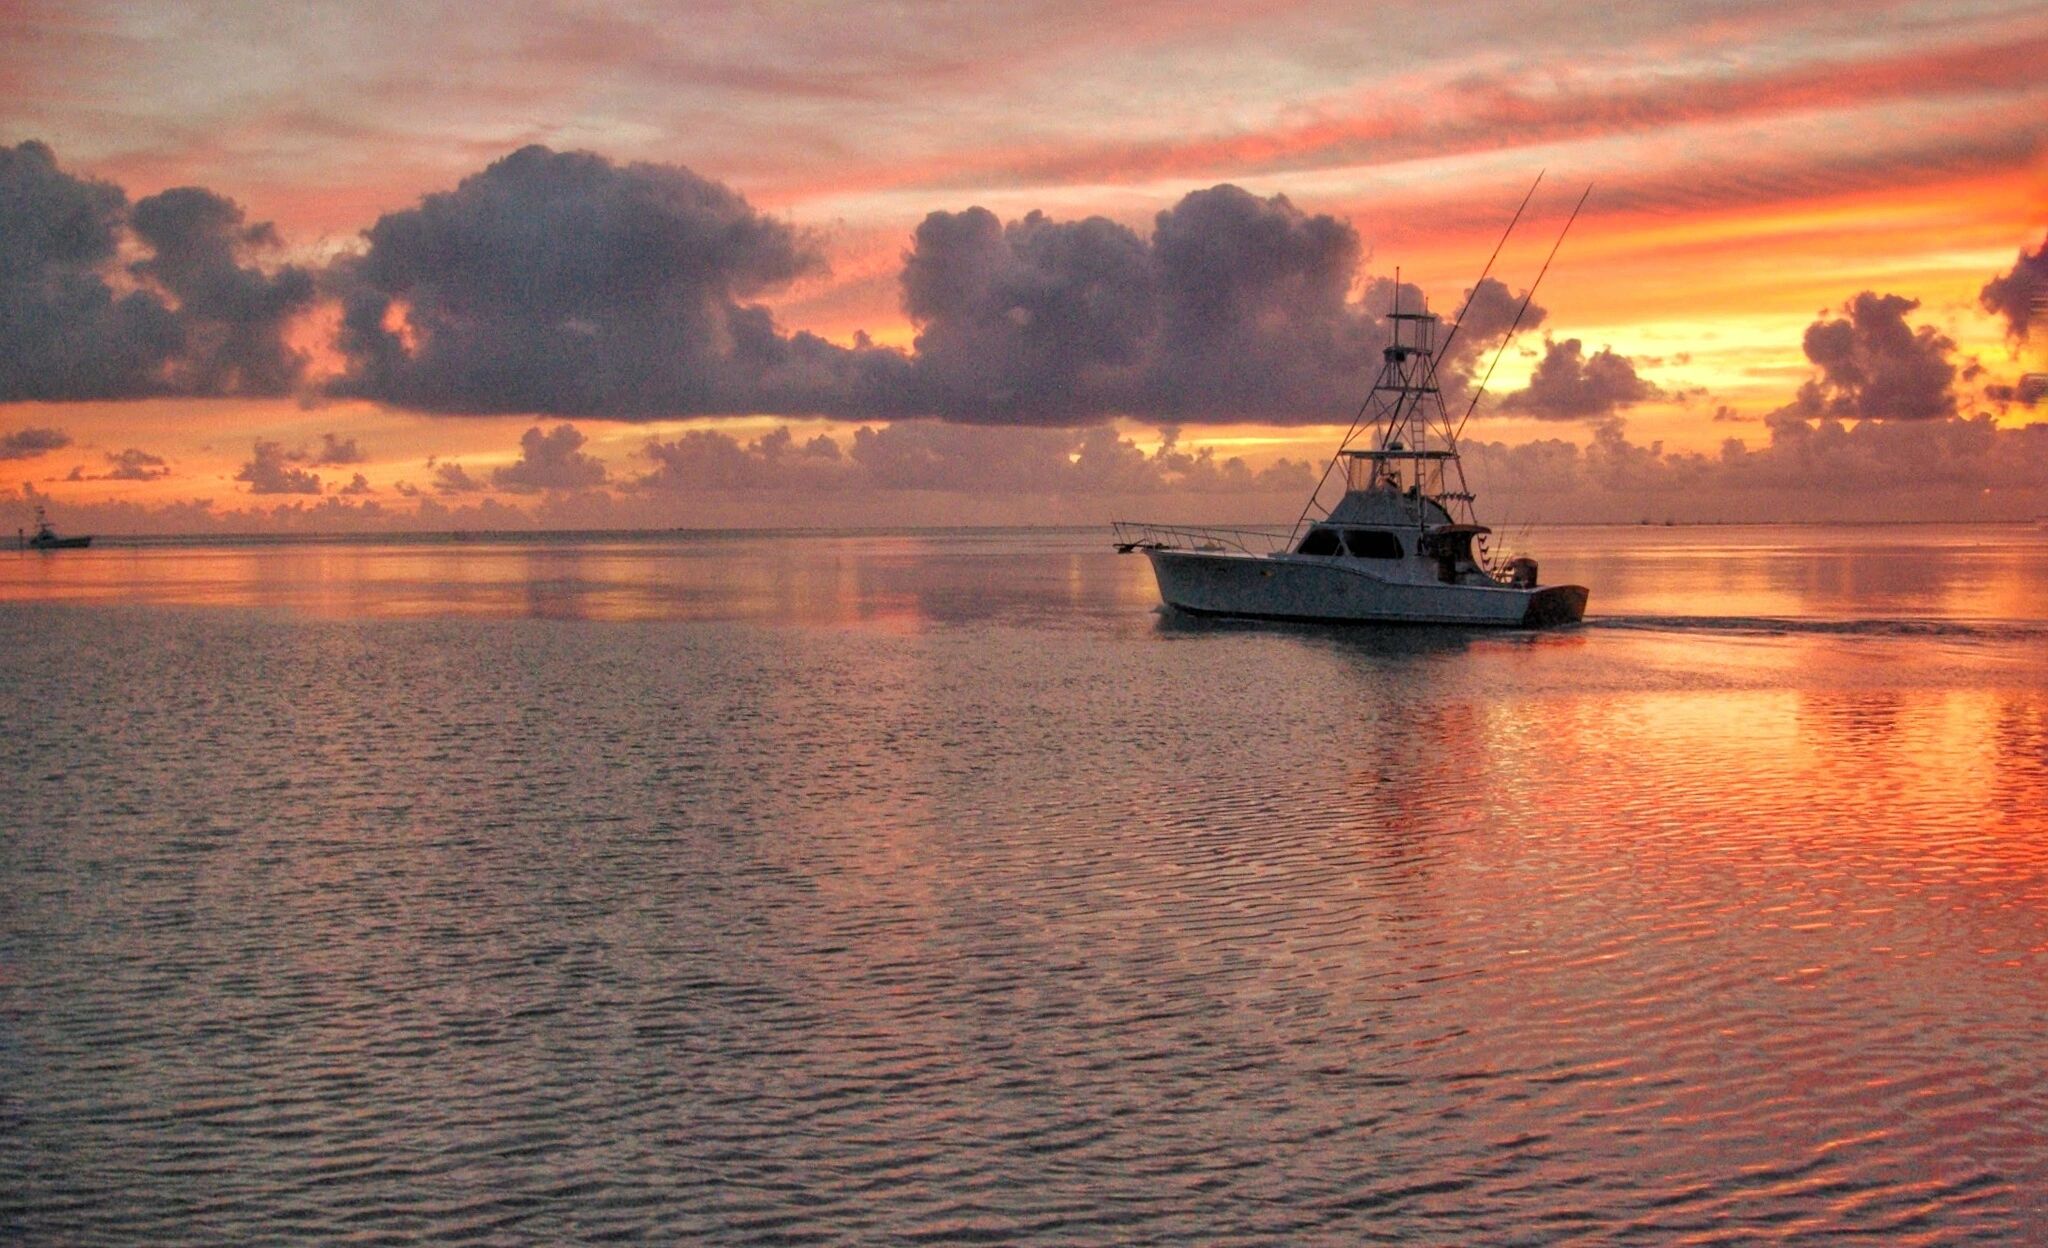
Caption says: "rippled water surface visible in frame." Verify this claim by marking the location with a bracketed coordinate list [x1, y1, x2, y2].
[4, 525, 2047, 1244]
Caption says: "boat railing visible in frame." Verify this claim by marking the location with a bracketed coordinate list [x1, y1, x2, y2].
[1112, 521, 1294, 555]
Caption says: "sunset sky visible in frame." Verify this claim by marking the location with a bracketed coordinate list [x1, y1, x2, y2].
[4, 0, 2046, 532]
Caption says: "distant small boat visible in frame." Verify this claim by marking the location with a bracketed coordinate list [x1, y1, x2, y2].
[20, 505, 91, 550]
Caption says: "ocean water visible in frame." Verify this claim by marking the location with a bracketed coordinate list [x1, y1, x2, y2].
[3, 524, 2046, 1244]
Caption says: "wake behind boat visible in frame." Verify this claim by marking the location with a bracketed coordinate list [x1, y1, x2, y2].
[1113, 205, 1589, 628]
[20, 505, 91, 550]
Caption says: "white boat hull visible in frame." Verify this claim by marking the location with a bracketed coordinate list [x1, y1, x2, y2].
[1145, 549, 1586, 628]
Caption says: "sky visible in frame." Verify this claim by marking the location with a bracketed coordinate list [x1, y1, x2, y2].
[3, 0, 2046, 532]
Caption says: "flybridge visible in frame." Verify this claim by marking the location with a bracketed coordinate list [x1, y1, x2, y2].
[1291, 296, 1479, 543]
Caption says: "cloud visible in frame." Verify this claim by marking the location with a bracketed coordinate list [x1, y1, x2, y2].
[899, 188, 1539, 425]
[310, 433, 366, 465]
[1364, 295, 2045, 519]
[1145, 185, 1370, 415]
[1984, 377, 2047, 407]
[902, 187, 1403, 423]
[884, 26, 2048, 206]
[636, 419, 1314, 497]
[903, 206, 1157, 422]
[235, 440, 323, 494]
[127, 186, 316, 394]
[848, 421, 1076, 491]
[1774, 292, 1957, 422]
[492, 423, 610, 492]
[432, 461, 485, 493]
[1496, 337, 1663, 421]
[6, 141, 1546, 428]
[67, 448, 170, 481]
[0, 141, 179, 401]
[410, 494, 533, 529]
[1441, 276, 1535, 359]
[641, 424, 848, 493]
[323, 148, 1538, 427]
[0, 426, 73, 460]
[328, 144, 909, 419]
[339, 472, 374, 495]
[1460, 413, 2048, 521]
[1980, 236, 2046, 342]
[0, 141, 312, 402]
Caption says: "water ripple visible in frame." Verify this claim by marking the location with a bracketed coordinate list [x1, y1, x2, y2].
[5, 547, 2047, 1243]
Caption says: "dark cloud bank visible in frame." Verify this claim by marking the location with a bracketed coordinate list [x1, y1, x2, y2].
[6, 139, 2041, 434]
[8, 140, 2048, 525]
[0, 138, 1675, 431]
[326, 146, 910, 419]
[0, 140, 314, 402]
[323, 143, 1535, 425]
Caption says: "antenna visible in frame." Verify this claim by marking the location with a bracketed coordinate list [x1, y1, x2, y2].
[1455, 184, 1591, 442]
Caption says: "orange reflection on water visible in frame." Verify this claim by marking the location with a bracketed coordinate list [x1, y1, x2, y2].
[1536, 525, 2048, 626]
[1300, 623, 2048, 1212]
[3, 530, 1180, 635]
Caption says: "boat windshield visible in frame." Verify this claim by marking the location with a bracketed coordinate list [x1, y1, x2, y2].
[1296, 528, 1342, 556]
[1343, 529, 1404, 559]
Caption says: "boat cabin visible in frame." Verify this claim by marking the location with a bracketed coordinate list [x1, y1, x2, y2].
[1286, 447, 1495, 584]
[1291, 519, 1494, 585]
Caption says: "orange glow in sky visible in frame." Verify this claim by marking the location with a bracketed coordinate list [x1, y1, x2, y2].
[2, 0, 2044, 532]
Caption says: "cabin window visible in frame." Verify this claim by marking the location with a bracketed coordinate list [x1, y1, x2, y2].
[1343, 529, 1404, 559]
[1296, 527, 1342, 556]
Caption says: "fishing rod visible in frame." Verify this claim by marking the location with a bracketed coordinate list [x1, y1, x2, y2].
[1432, 169, 1543, 373]
[1385, 169, 1546, 447]
[1454, 184, 1592, 443]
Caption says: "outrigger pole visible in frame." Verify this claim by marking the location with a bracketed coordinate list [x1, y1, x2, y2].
[1454, 184, 1592, 442]
[1288, 171, 1547, 544]
[1408, 170, 1545, 404]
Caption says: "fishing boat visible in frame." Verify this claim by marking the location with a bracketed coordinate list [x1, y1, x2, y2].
[1113, 214, 1589, 628]
[20, 505, 91, 550]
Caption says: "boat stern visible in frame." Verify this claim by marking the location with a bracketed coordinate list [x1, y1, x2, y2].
[1520, 584, 1589, 627]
